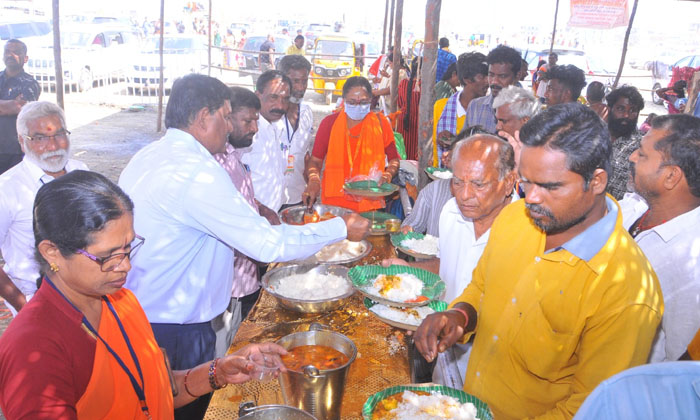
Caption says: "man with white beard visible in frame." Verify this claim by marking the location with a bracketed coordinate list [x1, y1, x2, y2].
[0, 101, 87, 316]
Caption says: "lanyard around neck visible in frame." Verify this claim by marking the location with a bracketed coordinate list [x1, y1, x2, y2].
[44, 277, 152, 419]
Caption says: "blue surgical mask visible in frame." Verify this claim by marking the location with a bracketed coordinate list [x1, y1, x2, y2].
[345, 103, 371, 121]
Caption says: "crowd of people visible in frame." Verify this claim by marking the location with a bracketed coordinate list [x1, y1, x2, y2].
[0, 34, 699, 420]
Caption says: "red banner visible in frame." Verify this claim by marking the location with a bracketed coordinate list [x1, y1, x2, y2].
[568, 0, 629, 29]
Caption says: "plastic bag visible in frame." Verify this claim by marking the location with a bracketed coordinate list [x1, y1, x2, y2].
[393, 132, 408, 160]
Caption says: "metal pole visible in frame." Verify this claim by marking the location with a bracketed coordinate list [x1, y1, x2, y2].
[381, 0, 390, 54]
[390, 0, 404, 114]
[613, 0, 639, 89]
[549, 0, 560, 54]
[208, 0, 212, 77]
[388, 0, 396, 50]
[417, 0, 441, 189]
[157, 0, 165, 132]
[52, 0, 63, 109]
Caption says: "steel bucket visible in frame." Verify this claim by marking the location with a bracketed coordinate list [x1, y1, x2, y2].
[238, 402, 318, 420]
[276, 323, 357, 420]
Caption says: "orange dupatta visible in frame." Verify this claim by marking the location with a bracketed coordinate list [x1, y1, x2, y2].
[75, 289, 173, 419]
[321, 111, 390, 212]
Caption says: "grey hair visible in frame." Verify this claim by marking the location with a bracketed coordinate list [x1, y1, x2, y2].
[16, 101, 67, 138]
[451, 134, 515, 180]
[492, 85, 541, 120]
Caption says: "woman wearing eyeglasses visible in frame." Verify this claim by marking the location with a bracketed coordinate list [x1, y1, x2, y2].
[303, 76, 401, 212]
[0, 170, 286, 419]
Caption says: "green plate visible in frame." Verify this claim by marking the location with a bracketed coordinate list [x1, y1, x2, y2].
[344, 180, 399, 197]
[348, 265, 445, 307]
[361, 211, 397, 235]
[390, 232, 438, 259]
[425, 166, 453, 181]
[364, 298, 447, 331]
[362, 384, 493, 420]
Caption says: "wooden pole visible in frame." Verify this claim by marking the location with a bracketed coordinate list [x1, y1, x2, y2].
[52, 0, 63, 109]
[612, 0, 639, 89]
[381, 0, 390, 54]
[390, 0, 404, 114]
[208, 0, 212, 77]
[388, 0, 396, 50]
[549, 0, 560, 54]
[156, 0, 165, 132]
[417, 0, 441, 189]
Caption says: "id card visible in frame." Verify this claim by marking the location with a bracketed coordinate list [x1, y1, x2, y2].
[286, 155, 295, 174]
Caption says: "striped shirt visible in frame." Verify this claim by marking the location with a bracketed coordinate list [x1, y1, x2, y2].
[401, 178, 453, 237]
[464, 94, 497, 134]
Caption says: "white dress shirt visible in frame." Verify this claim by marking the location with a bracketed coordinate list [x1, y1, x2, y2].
[119, 128, 346, 324]
[241, 115, 287, 211]
[282, 102, 314, 205]
[619, 192, 700, 362]
[0, 157, 88, 310]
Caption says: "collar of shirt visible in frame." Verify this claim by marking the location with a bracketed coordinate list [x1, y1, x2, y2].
[647, 201, 700, 243]
[21, 156, 83, 185]
[543, 196, 619, 269]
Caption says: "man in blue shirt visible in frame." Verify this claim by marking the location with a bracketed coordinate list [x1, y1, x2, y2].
[435, 37, 457, 83]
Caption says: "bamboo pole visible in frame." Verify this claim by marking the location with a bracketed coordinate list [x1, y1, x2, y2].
[612, 0, 639, 89]
[156, 0, 165, 132]
[417, 0, 441, 189]
[549, 0, 560, 54]
[390, 0, 404, 114]
[382, 0, 390, 54]
[388, 0, 396, 50]
[208, 0, 212, 77]
[52, 0, 63, 109]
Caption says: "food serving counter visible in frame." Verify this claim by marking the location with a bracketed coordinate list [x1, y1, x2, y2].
[204, 234, 413, 420]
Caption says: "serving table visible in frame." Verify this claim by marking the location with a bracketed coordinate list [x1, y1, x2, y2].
[204, 234, 412, 420]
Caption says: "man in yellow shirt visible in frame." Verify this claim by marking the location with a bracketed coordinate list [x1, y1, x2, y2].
[286, 35, 305, 56]
[416, 102, 663, 419]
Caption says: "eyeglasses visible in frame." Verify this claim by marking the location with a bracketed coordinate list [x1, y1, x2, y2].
[24, 129, 71, 144]
[345, 100, 371, 106]
[76, 235, 145, 272]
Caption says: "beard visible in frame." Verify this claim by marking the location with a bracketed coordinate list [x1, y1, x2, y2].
[228, 133, 254, 149]
[608, 115, 638, 139]
[24, 144, 70, 173]
[525, 203, 587, 235]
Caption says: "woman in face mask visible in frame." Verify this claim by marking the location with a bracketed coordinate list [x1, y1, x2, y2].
[303, 76, 401, 212]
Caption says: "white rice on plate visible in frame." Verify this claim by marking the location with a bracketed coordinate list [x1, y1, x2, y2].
[388, 390, 479, 420]
[271, 273, 351, 300]
[369, 304, 435, 326]
[365, 273, 424, 302]
[401, 234, 439, 256]
[315, 239, 366, 262]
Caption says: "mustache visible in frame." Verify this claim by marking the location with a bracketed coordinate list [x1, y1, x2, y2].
[490, 84, 502, 91]
[41, 150, 67, 160]
[525, 203, 554, 218]
[270, 109, 286, 115]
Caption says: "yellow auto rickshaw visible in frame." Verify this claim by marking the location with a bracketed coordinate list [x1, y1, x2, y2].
[310, 34, 362, 104]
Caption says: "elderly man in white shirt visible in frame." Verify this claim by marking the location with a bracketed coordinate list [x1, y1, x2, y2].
[119, 74, 369, 420]
[383, 134, 516, 388]
[620, 114, 700, 363]
[0, 101, 87, 316]
[241, 70, 291, 211]
[278, 55, 314, 207]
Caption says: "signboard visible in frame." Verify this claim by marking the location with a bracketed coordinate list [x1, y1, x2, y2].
[569, 0, 629, 29]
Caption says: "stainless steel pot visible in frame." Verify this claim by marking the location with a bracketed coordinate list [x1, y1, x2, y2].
[262, 264, 354, 313]
[238, 402, 318, 420]
[276, 324, 357, 420]
[279, 204, 351, 225]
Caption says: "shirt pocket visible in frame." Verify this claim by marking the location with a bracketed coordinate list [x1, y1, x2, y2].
[511, 301, 577, 381]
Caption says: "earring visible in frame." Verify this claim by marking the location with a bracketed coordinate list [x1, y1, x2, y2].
[49, 262, 59, 273]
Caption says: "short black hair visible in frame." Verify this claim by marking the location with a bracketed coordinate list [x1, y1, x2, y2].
[605, 85, 645, 112]
[342, 76, 372, 97]
[278, 54, 311, 75]
[5, 39, 27, 55]
[230, 86, 260, 113]
[673, 80, 687, 98]
[294, 34, 304, 42]
[439, 37, 449, 48]
[33, 170, 134, 273]
[586, 81, 606, 102]
[255, 70, 292, 94]
[457, 52, 488, 83]
[548, 64, 587, 99]
[487, 45, 522, 77]
[520, 102, 611, 189]
[441, 62, 458, 82]
[165, 74, 230, 129]
[651, 114, 700, 197]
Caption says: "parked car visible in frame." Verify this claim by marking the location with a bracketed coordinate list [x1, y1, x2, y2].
[240, 35, 291, 71]
[127, 35, 208, 93]
[525, 48, 616, 92]
[26, 24, 140, 91]
[650, 54, 700, 104]
[303, 23, 332, 49]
